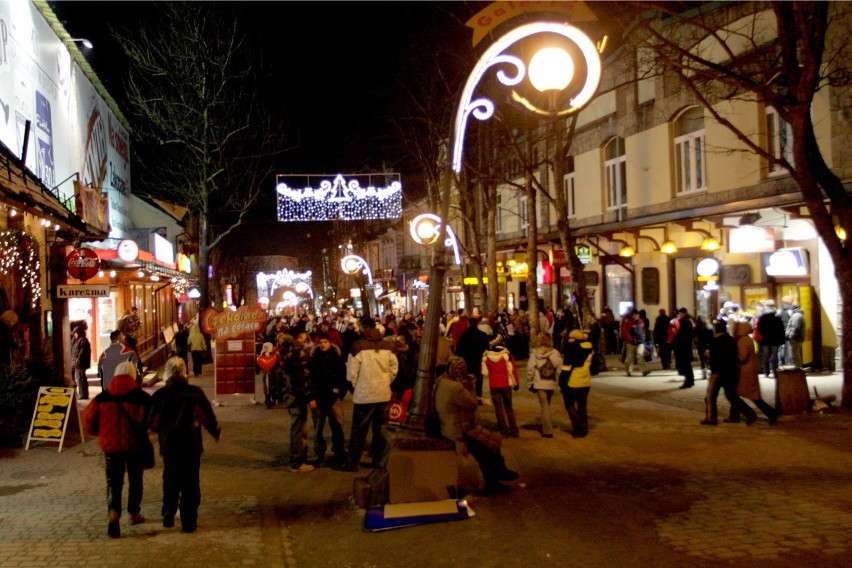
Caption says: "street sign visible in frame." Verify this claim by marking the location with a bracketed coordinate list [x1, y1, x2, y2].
[56, 285, 110, 298]
[65, 248, 100, 281]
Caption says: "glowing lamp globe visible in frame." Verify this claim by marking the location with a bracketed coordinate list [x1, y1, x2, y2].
[410, 214, 442, 246]
[528, 47, 574, 92]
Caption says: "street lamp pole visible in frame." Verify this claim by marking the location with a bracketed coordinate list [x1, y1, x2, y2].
[403, 21, 602, 432]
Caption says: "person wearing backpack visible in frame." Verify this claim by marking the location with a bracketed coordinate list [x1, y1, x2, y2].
[559, 329, 595, 438]
[526, 331, 563, 438]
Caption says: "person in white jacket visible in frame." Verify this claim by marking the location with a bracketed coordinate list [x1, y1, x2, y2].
[526, 331, 563, 438]
[340, 317, 399, 472]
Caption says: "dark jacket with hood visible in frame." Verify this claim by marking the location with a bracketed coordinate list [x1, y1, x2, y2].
[149, 375, 220, 457]
[83, 373, 150, 453]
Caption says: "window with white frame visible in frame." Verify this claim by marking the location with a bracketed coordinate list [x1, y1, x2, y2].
[674, 107, 707, 194]
[496, 192, 503, 233]
[519, 194, 528, 237]
[766, 105, 794, 175]
[564, 172, 576, 219]
[604, 137, 627, 216]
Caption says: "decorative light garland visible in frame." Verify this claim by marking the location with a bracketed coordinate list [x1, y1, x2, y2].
[0, 230, 42, 307]
[276, 173, 403, 221]
[256, 269, 313, 300]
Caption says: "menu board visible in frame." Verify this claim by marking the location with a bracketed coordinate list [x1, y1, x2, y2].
[25, 387, 84, 452]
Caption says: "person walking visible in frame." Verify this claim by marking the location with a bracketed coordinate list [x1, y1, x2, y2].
[434, 356, 518, 496]
[282, 330, 315, 472]
[173, 323, 190, 369]
[653, 309, 672, 370]
[149, 357, 221, 533]
[82, 362, 151, 538]
[733, 321, 778, 425]
[340, 316, 398, 472]
[559, 329, 595, 438]
[481, 335, 520, 437]
[695, 315, 713, 381]
[308, 333, 349, 467]
[623, 309, 650, 377]
[755, 299, 785, 377]
[71, 325, 92, 400]
[526, 331, 563, 438]
[98, 330, 140, 390]
[118, 307, 142, 374]
[672, 307, 696, 389]
[701, 320, 756, 425]
[188, 318, 207, 377]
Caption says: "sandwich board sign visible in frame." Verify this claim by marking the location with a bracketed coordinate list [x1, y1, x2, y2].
[25, 387, 84, 452]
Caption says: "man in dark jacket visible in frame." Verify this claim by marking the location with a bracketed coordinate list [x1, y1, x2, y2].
[653, 309, 672, 370]
[701, 320, 756, 425]
[149, 357, 220, 533]
[283, 331, 315, 472]
[309, 333, 348, 466]
[455, 315, 491, 398]
[71, 325, 92, 400]
[672, 308, 695, 389]
[755, 299, 785, 377]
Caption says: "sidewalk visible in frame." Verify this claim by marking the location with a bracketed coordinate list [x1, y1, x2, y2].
[1, 357, 849, 568]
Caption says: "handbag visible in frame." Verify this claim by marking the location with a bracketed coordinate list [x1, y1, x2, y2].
[117, 401, 155, 469]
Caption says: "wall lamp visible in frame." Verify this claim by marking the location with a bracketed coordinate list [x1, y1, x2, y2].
[687, 224, 722, 252]
[610, 238, 635, 258]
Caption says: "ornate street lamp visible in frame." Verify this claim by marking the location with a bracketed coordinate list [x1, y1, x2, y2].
[340, 253, 378, 316]
[405, 21, 602, 433]
[409, 213, 461, 266]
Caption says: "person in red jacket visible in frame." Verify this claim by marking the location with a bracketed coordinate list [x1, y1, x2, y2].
[82, 362, 151, 538]
[480, 335, 520, 437]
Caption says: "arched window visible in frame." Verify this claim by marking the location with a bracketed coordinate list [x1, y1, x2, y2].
[673, 107, 707, 194]
[604, 137, 627, 218]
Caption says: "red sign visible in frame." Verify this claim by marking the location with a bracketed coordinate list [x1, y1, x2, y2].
[200, 305, 267, 340]
[66, 248, 100, 282]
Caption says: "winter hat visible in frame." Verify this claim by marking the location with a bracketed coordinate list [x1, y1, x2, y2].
[446, 356, 468, 381]
[360, 316, 376, 328]
[678, 307, 688, 314]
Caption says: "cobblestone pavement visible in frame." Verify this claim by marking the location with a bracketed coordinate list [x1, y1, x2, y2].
[1, 358, 849, 568]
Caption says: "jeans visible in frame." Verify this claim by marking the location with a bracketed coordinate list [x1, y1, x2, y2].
[624, 343, 646, 375]
[760, 345, 780, 376]
[536, 389, 555, 436]
[310, 400, 346, 461]
[346, 402, 389, 468]
[489, 387, 518, 436]
[162, 452, 201, 530]
[561, 386, 590, 437]
[74, 367, 89, 400]
[105, 452, 144, 515]
[787, 339, 804, 369]
[288, 404, 310, 467]
[191, 351, 204, 376]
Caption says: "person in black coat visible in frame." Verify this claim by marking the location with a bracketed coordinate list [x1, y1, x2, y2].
[653, 309, 672, 370]
[673, 308, 695, 389]
[755, 299, 785, 377]
[701, 320, 757, 425]
[455, 317, 491, 398]
[309, 334, 349, 466]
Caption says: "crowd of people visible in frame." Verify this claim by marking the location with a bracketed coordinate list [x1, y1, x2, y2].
[79, 296, 807, 535]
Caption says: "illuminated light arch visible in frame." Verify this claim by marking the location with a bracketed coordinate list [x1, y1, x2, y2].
[452, 21, 602, 173]
[276, 173, 403, 221]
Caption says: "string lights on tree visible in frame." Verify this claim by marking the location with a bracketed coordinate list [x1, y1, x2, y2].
[0, 230, 42, 307]
[276, 173, 403, 222]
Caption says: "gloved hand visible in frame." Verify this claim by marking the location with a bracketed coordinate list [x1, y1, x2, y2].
[528, 386, 537, 394]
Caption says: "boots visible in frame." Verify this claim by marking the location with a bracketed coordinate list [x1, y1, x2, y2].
[107, 510, 120, 538]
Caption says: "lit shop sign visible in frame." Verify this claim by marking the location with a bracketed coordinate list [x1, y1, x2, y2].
[117, 239, 139, 262]
[696, 258, 720, 291]
[200, 305, 266, 340]
[149, 233, 175, 264]
[728, 227, 775, 253]
[276, 173, 402, 222]
[763, 248, 809, 277]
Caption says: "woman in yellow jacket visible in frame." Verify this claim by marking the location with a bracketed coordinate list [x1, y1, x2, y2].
[559, 329, 595, 438]
[188, 320, 207, 377]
